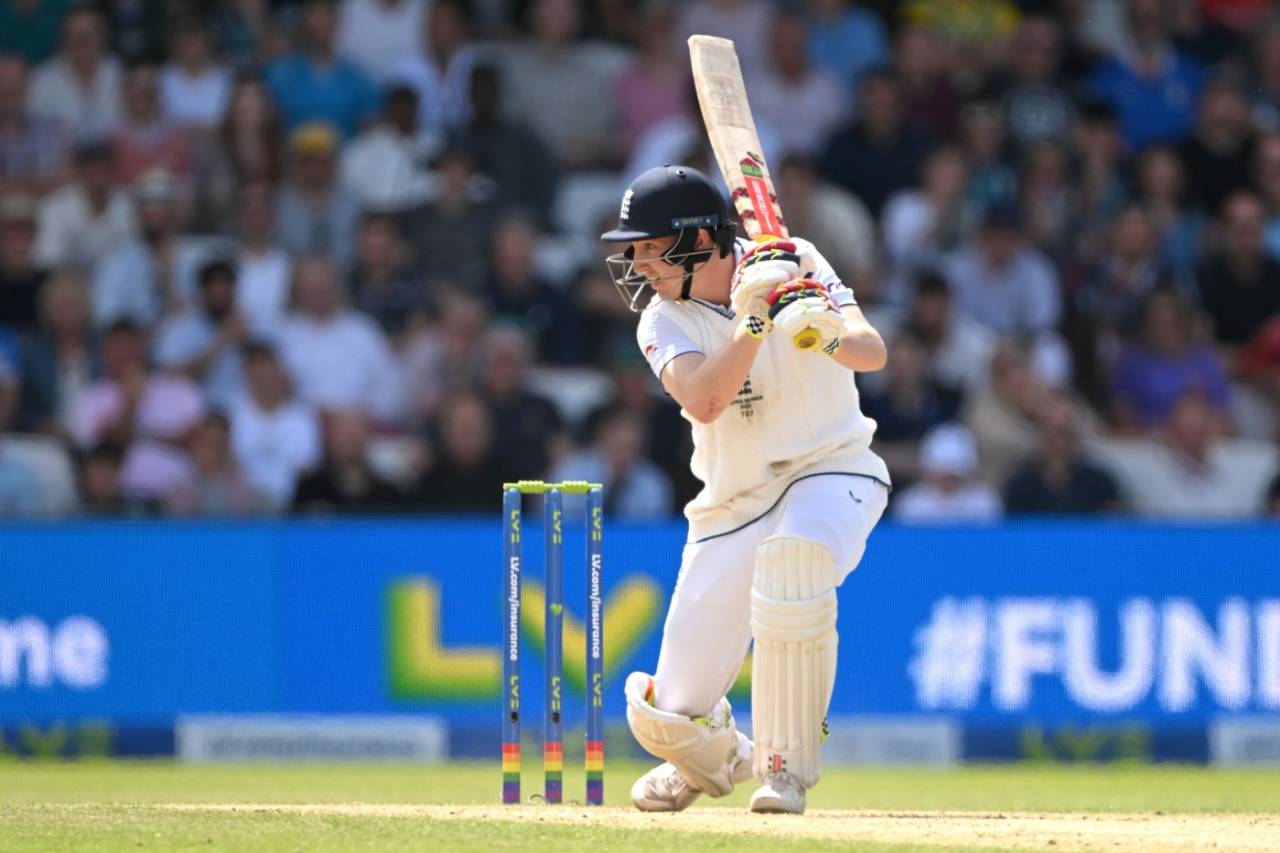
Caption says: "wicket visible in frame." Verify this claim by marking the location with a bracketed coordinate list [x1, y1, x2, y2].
[502, 480, 605, 805]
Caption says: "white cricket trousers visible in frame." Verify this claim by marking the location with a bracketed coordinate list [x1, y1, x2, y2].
[651, 473, 889, 718]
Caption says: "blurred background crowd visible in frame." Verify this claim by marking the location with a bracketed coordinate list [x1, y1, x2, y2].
[0, 0, 1279, 520]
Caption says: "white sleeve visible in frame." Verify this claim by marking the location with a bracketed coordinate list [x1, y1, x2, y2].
[636, 308, 702, 379]
[793, 237, 856, 307]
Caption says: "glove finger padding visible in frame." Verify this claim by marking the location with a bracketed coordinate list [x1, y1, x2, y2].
[768, 280, 844, 355]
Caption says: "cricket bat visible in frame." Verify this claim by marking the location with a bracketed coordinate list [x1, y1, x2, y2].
[688, 34, 820, 350]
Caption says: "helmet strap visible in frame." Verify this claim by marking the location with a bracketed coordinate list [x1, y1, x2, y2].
[664, 227, 712, 302]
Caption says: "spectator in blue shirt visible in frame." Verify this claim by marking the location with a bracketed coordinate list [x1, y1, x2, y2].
[265, 0, 379, 139]
[1088, 0, 1202, 151]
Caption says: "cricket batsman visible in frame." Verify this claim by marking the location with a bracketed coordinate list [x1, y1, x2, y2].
[601, 164, 891, 814]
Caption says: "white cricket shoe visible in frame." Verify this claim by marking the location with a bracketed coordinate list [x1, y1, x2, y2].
[749, 771, 806, 814]
[631, 762, 702, 812]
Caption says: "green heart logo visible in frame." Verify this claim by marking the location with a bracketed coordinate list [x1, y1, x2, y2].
[549, 603, 563, 616]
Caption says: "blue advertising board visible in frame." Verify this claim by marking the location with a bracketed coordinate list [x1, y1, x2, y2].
[2, 518, 1278, 759]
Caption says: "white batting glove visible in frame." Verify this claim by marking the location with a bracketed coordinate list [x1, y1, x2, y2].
[767, 280, 846, 355]
[731, 239, 812, 319]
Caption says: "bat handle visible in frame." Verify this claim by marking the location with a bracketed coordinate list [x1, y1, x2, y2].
[792, 327, 820, 350]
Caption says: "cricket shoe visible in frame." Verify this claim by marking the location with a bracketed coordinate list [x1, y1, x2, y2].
[749, 771, 806, 815]
[631, 762, 702, 812]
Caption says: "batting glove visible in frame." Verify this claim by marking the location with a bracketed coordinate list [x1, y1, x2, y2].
[767, 280, 845, 355]
[731, 239, 807, 319]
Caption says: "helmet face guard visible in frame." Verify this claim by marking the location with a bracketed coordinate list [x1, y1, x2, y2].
[604, 239, 720, 313]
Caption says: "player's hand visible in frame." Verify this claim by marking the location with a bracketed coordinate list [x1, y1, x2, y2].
[767, 280, 845, 355]
[731, 239, 804, 319]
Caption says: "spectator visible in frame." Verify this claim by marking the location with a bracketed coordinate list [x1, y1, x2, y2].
[776, 155, 877, 296]
[206, 0, 269, 69]
[885, 269, 995, 395]
[1110, 288, 1232, 433]
[456, 62, 557, 227]
[153, 257, 248, 409]
[1254, 133, 1280, 262]
[942, 205, 1061, 337]
[278, 254, 404, 423]
[416, 390, 516, 511]
[1196, 190, 1280, 348]
[1087, 0, 1203, 151]
[860, 330, 962, 485]
[895, 24, 958, 141]
[615, 1, 688, 157]
[33, 140, 135, 272]
[348, 211, 421, 339]
[165, 411, 260, 515]
[0, 354, 40, 514]
[498, 0, 629, 171]
[233, 180, 292, 336]
[676, 0, 772, 80]
[0, 192, 45, 333]
[28, 5, 123, 139]
[158, 14, 233, 130]
[1095, 390, 1278, 517]
[820, 70, 930, 218]
[485, 214, 580, 365]
[18, 271, 97, 435]
[293, 407, 405, 512]
[401, 285, 487, 425]
[1004, 391, 1122, 515]
[100, 0, 167, 63]
[806, 0, 889, 96]
[68, 319, 204, 504]
[899, 0, 1019, 73]
[1178, 67, 1256, 215]
[265, 0, 380, 139]
[0, 0, 72, 65]
[958, 91, 1017, 212]
[230, 341, 321, 509]
[1017, 142, 1073, 259]
[881, 144, 972, 303]
[337, 0, 426, 81]
[893, 423, 1003, 522]
[77, 440, 153, 515]
[1233, 314, 1280, 440]
[748, 6, 847, 160]
[193, 73, 283, 229]
[0, 53, 72, 196]
[1002, 12, 1074, 147]
[112, 59, 194, 188]
[1071, 102, 1129, 265]
[549, 410, 673, 520]
[338, 83, 435, 212]
[91, 168, 208, 328]
[476, 326, 563, 478]
[389, 0, 479, 136]
[1134, 145, 1206, 288]
[275, 122, 363, 270]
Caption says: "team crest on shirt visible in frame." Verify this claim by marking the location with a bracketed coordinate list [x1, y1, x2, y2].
[731, 377, 763, 420]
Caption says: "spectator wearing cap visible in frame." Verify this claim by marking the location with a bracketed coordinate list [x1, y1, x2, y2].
[819, 69, 930, 218]
[387, 0, 478, 135]
[230, 340, 322, 509]
[0, 53, 72, 196]
[276, 122, 363, 270]
[942, 204, 1061, 338]
[232, 180, 291, 336]
[28, 5, 123, 139]
[1195, 190, 1280, 350]
[265, 0, 380, 139]
[91, 168, 208, 328]
[153, 257, 248, 409]
[277, 254, 405, 423]
[0, 0, 72, 65]
[893, 423, 1003, 522]
[33, 140, 136, 271]
[0, 192, 46, 333]
[1004, 391, 1123, 515]
[294, 407, 405, 512]
[1178, 68, 1255, 215]
[68, 319, 205, 504]
[337, 0, 426, 82]
[338, 83, 435, 212]
[18, 271, 97, 435]
[112, 59, 194, 188]
[1087, 0, 1203, 151]
[158, 14, 232, 130]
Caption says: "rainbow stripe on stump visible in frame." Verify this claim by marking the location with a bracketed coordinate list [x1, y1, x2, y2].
[544, 741, 563, 802]
[585, 740, 605, 805]
[502, 742, 521, 804]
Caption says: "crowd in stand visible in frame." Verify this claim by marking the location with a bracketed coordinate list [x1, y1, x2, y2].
[0, 0, 1279, 520]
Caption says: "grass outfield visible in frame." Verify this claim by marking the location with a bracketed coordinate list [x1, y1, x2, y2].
[3, 761, 1279, 852]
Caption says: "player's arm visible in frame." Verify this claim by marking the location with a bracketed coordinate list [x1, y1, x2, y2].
[831, 304, 887, 373]
[660, 327, 763, 424]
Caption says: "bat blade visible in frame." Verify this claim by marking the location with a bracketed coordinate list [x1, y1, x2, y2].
[690, 34, 824, 350]
[688, 35, 787, 241]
